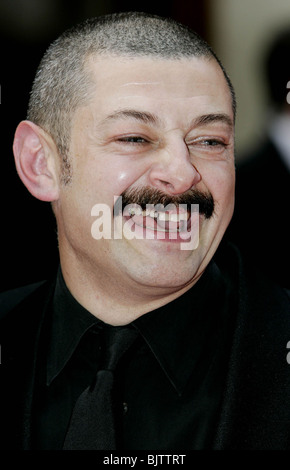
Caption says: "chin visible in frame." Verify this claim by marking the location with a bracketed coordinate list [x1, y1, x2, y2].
[132, 257, 202, 291]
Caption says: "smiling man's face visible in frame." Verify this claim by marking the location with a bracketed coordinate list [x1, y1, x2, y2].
[54, 55, 235, 302]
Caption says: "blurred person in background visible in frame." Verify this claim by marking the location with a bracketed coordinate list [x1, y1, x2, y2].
[228, 27, 290, 288]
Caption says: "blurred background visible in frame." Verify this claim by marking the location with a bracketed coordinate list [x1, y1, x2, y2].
[1, 0, 290, 290]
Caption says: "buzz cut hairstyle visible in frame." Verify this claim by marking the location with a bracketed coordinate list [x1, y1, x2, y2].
[27, 11, 236, 184]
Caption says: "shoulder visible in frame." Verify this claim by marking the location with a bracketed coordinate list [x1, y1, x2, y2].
[0, 277, 57, 360]
[0, 280, 49, 320]
[215, 242, 290, 380]
[216, 240, 290, 308]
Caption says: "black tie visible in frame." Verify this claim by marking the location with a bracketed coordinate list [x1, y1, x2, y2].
[63, 325, 138, 450]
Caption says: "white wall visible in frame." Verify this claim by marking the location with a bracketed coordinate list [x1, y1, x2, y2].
[208, 0, 290, 159]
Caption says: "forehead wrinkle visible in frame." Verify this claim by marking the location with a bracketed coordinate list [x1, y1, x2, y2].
[119, 82, 161, 87]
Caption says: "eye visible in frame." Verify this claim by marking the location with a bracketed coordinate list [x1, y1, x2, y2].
[204, 139, 221, 146]
[187, 137, 229, 151]
[117, 136, 148, 144]
[199, 138, 227, 147]
[110, 133, 154, 155]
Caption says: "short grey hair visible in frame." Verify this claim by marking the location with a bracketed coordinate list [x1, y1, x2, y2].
[27, 11, 236, 184]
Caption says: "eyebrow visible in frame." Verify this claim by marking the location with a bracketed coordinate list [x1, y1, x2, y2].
[192, 113, 234, 129]
[102, 109, 160, 126]
[101, 109, 233, 130]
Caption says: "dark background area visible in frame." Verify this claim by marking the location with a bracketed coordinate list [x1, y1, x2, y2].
[1, 0, 209, 291]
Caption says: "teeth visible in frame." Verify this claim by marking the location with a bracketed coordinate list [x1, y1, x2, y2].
[152, 211, 189, 222]
[144, 209, 155, 217]
[177, 212, 189, 221]
[157, 212, 168, 221]
[128, 207, 142, 216]
[127, 207, 190, 222]
[169, 213, 179, 222]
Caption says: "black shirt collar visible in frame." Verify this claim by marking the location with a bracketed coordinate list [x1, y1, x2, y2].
[133, 261, 229, 395]
[47, 262, 229, 395]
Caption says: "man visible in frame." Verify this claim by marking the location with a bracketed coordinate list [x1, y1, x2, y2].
[0, 12, 290, 450]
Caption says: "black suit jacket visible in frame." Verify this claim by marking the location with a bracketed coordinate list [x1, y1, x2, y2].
[0, 243, 290, 450]
[228, 138, 290, 288]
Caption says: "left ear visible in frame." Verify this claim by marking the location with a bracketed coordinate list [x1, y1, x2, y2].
[13, 120, 60, 202]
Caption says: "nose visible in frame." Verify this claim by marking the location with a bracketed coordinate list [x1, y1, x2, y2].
[148, 139, 201, 195]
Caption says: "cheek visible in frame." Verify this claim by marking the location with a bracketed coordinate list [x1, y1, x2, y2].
[112, 168, 142, 192]
[205, 164, 235, 215]
[217, 176, 235, 221]
[75, 155, 152, 204]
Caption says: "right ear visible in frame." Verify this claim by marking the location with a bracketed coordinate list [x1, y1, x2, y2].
[13, 120, 60, 202]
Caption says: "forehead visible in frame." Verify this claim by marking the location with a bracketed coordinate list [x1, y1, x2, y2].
[83, 55, 234, 124]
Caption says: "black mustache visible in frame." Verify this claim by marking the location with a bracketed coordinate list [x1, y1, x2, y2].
[116, 187, 215, 219]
